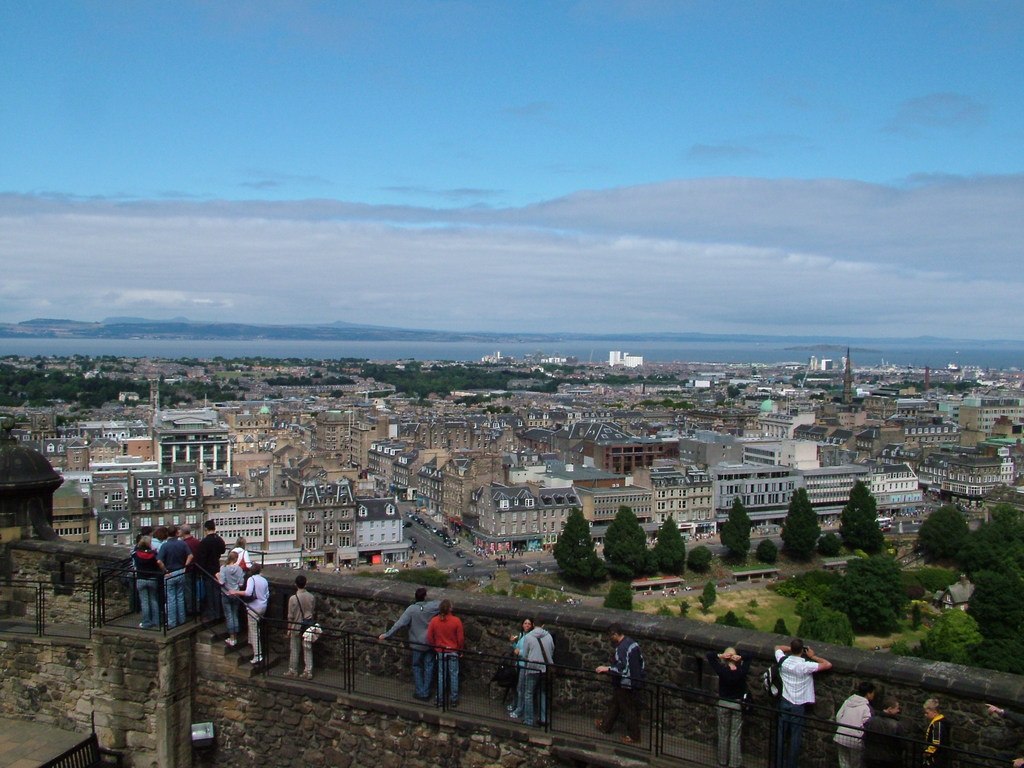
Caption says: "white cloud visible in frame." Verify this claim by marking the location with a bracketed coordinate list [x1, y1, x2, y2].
[1, 174, 1022, 339]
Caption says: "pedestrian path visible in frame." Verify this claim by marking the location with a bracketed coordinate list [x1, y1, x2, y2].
[0, 717, 91, 768]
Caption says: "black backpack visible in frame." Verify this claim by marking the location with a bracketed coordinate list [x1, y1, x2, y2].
[762, 657, 784, 700]
[491, 651, 519, 688]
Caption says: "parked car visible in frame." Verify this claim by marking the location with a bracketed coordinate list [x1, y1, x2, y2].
[464, 560, 474, 568]
[383, 567, 399, 574]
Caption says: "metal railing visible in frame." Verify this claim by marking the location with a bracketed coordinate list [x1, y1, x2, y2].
[245, 623, 1010, 767]
[0, 578, 96, 639]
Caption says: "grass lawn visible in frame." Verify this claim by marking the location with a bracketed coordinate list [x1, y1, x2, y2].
[638, 587, 801, 635]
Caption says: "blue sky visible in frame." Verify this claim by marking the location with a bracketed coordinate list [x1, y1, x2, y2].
[1, 1, 1022, 338]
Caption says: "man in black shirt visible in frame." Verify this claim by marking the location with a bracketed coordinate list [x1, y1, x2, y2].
[195, 520, 226, 620]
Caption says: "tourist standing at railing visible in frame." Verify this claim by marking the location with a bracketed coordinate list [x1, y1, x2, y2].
[706, 646, 752, 768]
[378, 587, 441, 702]
[158, 525, 192, 629]
[231, 563, 269, 664]
[986, 705, 1024, 768]
[834, 682, 876, 768]
[132, 536, 164, 629]
[180, 524, 201, 616]
[152, 526, 169, 559]
[922, 698, 951, 768]
[773, 639, 832, 768]
[863, 696, 908, 768]
[426, 599, 464, 708]
[195, 520, 226, 621]
[231, 537, 252, 575]
[217, 550, 245, 647]
[507, 617, 533, 717]
[285, 574, 316, 679]
[596, 623, 646, 745]
[515, 621, 554, 727]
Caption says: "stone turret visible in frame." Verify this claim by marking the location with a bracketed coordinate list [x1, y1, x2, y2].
[0, 415, 62, 541]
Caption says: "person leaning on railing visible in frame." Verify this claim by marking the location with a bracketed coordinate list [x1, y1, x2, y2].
[986, 704, 1024, 768]
[705, 646, 752, 768]
[131, 536, 165, 629]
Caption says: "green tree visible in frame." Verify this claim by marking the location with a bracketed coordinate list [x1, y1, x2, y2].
[839, 480, 884, 554]
[652, 516, 687, 574]
[917, 505, 969, 561]
[797, 598, 854, 646]
[957, 505, 1024, 578]
[968, 569, 1024, 642]
[817, 532, 843, 557]
[720, 498, 752, 561]
[772, 617, 789, 635]
[920, 609, 982, 665]
[603, 505, 654, 579]
[781, 488, 820, 561]
[972, 638, 1024, 675]
[553, 508, 607, 585]
[756, 539, 778, 564]
[830, 556, 908, 634]
[716, 611, 755, 630]
[604, 581, 634, 611]
[687, 545, 712, 573]
[700, 581, 717, 613]
[678, 599, 690, 617]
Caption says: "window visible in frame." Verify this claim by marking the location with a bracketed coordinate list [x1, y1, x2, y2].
[100, 520, 113, 532]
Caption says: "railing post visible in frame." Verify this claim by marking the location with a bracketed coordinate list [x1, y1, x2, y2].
[36, 582, 44, 636]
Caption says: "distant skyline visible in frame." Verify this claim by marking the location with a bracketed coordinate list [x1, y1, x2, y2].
[2, 2, 1022, 339]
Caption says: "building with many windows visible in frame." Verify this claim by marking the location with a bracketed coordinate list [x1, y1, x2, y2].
[153, 409, 232, 474]
[632, 465, 715, 538]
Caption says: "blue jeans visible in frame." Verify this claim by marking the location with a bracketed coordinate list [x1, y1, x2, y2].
[221, 594, 240, 636]
[165, 570, 186, 628]
[514, 672, 546, 726]
[775, 699, 806, 768]
[436, 652, 459, 705]
[137, 577, 160, 628]
[411, 647, 435, 699]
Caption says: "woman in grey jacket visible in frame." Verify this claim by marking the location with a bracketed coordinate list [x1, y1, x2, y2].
[834, 682, 876, 768]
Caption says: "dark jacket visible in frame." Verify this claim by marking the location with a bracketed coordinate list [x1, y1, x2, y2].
[196, 533, 226, 573]
[923, 714, 951, 768]
[863, 711, 909, 767]
[609, 636, 645, 690]
[132, 548, 162, 579]
[706, 652, 751, 701]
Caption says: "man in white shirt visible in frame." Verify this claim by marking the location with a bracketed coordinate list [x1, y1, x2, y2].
[774, 638, 832, 768]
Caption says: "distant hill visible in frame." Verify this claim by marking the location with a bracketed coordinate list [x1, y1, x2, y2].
[0, 317, 1018, 348]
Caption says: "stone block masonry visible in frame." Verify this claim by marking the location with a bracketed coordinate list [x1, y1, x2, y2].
[3, 539, 1024, 766]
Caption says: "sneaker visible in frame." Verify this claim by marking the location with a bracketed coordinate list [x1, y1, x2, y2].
[225, 638, 237, 647]
[509, 712, 519, 719]
[283, 671, 297, 678]
[622, 736, 639, 745]
[250, 657, 263, 665]
[506, 704, 516, 712]
[300, 672, 313, 679]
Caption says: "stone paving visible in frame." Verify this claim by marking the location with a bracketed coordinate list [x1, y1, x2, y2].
[0, 717, 91, 768]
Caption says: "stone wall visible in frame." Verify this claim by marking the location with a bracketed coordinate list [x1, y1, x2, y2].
[3, 539, 1024, 766]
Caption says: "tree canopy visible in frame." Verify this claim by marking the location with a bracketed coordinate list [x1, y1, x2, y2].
[720, 497, 752, 561]
[917, 505, 968, 561]
[920, 609, 982, 665]
[603, 505, 655, 579]
[830, 556, 907, 634]
[797, 598, 854, 646]
[604, 581, 634, 611]
[817, 532, 842, 557]
[956, 504, 1024, 578]
[968, 569, 1024, 642]
[553, 508, 607, 585]
[652, 516, 687, 575]
[781, 488, 820, 561]
[839, 480, 884, 554]
[687, 545, 713, 573]
[756, 538, 778, 564]
[700, 581, 717, 613]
